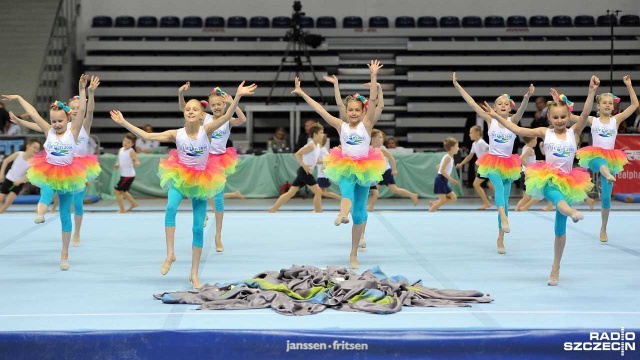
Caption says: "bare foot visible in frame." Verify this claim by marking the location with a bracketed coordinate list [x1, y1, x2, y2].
[411, 193, 419, 206]
[72, 233, 80, 247]
[189, 274, 202, 289]
[429, 200, 437, 207]
[541, 203, 553, 211]
[586, 197, 595, 211]
[227, 191, 245, 199]
[600, 228, 608, 243]
[367, 206, 374, 212]
[267, 207, 277, 213]
[479, 203, 491, 210]
[547, 267, 560, 286]
[497, 237, 506, 254]
[215, 233, 224, 252]
[160, 255, 176, 275]
[127, 202, 138, 212]
[49, 208, 57, 214]
[116, 210, 125, 214]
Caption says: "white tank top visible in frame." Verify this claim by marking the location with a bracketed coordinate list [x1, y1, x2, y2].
[67, 123, 90, 157]
[118, 147, 136, 177]
[488, 118, 516, 157]
[543, 128, 576, 174]
[438, 153, 453, 175]
[590, 116, 617, 150]
[472, 139, 489, 158]
[301, 143, 321, 169]
[521, 145, 536, 171]
[43, 128, 76, 165]
[203, 114, 231, 154]
[5, 152, 30, 182]
[176, 127, 211, 170]
[340, 122, 370, 158]
[378, 145, 391, 170]
[317, 147, 329, 178]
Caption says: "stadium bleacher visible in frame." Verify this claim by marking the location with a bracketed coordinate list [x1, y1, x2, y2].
[83, 14, 640, 152]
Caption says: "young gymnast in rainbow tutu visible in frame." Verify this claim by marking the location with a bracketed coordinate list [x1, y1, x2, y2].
[292, 60, 386, 269]
[481, 75, 599, 286]
[453, 72, 534, 254]
[110, 81, 256, 289]
[551, 76, 638, 242]
[2, 89, 91, 271]
[179, 84, 247, 252]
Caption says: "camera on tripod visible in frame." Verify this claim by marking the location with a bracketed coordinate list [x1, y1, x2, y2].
[292, 0, 304, 26]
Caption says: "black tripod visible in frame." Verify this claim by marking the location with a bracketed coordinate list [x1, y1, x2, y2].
[266, 2, 324, 104]
[606, 9, 621, 92]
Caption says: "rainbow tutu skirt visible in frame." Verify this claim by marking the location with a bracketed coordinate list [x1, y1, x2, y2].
[322, 146, 386, 186]
[158, 150, 225, 200]
[74, 154, 102, 181]
[576, 146, 628, 175]
[27, 151, 88, 193]
[477, 153, 521, 181]
[209, 147, 238, 176]
[524, 162, 594, 205]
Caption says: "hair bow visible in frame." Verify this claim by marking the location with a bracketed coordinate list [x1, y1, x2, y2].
[51, 100, 72, 114]
[200, 100, 210, 108]
[606, 93, 621, 104]
[71, 95, 80, 101]
[501, 94, 516, 108]
[558, 94, 574, 112]
[352, 93, 369, 109]
[213, 87, 227, 97]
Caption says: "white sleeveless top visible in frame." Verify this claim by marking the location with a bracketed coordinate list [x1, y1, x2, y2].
[438, 154, 454, 175]
[203, 114, 231, 154]
[5, 152, 30, 182]
[590, 116, 617, 150]
[521, 145, 536, 171]
[317, 147, 329, 178]
[543, 128, 577, 174]
[488, 118, 517, 157]
[340, 122, 370, 158]
[118, 147, 136, 177]
[67, 123, 90, 157]
[176, 127, 211, 170]
[471, 139, 489, 158]
[44, 128, 76, 166]
[378, 145, 391, 170]
[301, 143, 321, 169]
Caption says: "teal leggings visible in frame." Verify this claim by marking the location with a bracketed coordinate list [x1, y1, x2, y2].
[39, 185, 73, 232]
[587, 157, 612, 209]
[338, 178, 369, 225]
[487, 173, 512, 230]
[213, 189, 224, 212]
[543, 184, 569, 236]
[73, 188, 85, 216]
[164, 186, 207, 248]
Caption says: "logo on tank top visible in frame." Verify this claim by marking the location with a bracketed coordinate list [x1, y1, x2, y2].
[594, 126, 614, 138]
[545, 143, 574, 158]
[46, 143, 72, 156]
[212, 129, 226, 140]
[76, 136, 86, 145]
[343, 133, 364, 146]
[181, 144, 207, 157]
[490, 131, 513, 144]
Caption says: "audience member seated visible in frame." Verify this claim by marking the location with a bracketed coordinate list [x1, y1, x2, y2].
[268, 127, 289, 153]
[135, 124, 160, 153]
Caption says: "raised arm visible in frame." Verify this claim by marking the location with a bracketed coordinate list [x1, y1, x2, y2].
[292, 77, 343, 132]
[571, 75, 600, 134]
[1, 95, 50, 133]
[323, 74, 347, 120]
[178, 82, 190, 111]
[83, 75, 100, 134]
[452, 72, 492, 123]
[203, 81, 257, 135]
[482, 102, 546, 139]
[8, 111, 41, 132]
[69, 75, 88, 140]
[511, 84, 534, 124]
[222, 93, 247, 127]
[109, 110, 176, 143]
[615, 75, 638, 125]
[363, 60, 382, 130]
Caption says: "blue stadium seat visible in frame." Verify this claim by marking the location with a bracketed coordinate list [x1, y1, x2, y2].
[272, 16, 291, 28]
[529, 15, 550, 27]
[92, 16, 112, 28]
[369, 16, 389, 28]
[551, 15, 572, 27]
[461, 16, 482, 28]
[620, 14, 640, 26]
[417, 16, 438, 28]
[484, 16, 505, 27]
[227, 16, 248, 28]
[506, 15, 527, 27]
[395, 16, 415, 28]
[182, 16, 202, 28]
[574, 15, 595, 27]
[316, 16, 336, 28]
[137, 16, 158, 28]
[205, 16, 225, 28]
[597, 15, 617, 27]
[160, 16, 180, 28]
[114, 16, 135, 27]
[343, 16, 363, 28]
[249, 16, 269, 28]
[439, 16, 460, 28]
[299, 16, 314, 28]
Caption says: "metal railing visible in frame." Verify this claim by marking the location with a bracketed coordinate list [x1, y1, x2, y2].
[34, 0, 80, 118]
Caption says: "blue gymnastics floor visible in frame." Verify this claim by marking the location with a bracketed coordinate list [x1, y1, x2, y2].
[0, 201, 639, 359]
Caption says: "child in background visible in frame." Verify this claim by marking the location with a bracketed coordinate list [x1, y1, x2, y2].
[316, 133, 341, 200]
[429, 137, 460, 212]
[114, 133, 140, 213]
[456, 125, 493, 209]
[0, 139, 41, 213]
[515, 136, 537, 211]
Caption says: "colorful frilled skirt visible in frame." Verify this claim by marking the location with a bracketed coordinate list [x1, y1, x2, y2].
[209, 147, 238, 176]
[74, 154, 102, 181]
[576, 146, 628, 175]
[322, 146, 386, 186]
[524, 162, 594, 205]
[27, 151, 88, 193]
[477, 153, 521, 181]
[158, 150, 225, 200]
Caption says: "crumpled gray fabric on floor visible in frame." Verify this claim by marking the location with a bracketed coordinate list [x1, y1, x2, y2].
[154, 265, 493, 316]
